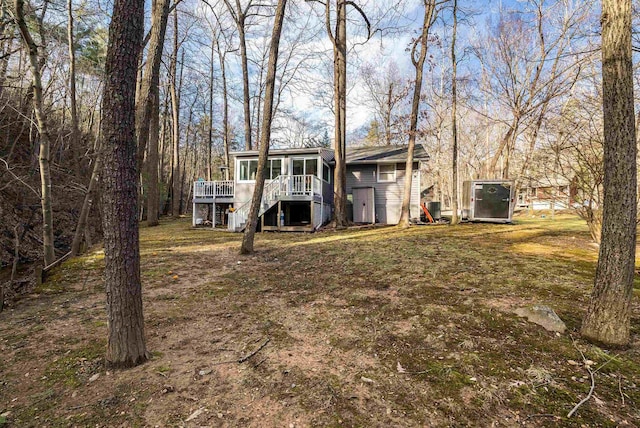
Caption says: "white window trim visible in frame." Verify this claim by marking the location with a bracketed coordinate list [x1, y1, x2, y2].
[237, 157, 285, 182]
[267, 158, 284, 180]
[291, 156, 320, 178]
[377, 163, 396, 183]
[322, 161, 331, 183]
[236, 158, 259, 183]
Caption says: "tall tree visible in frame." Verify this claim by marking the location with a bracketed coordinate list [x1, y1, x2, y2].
[360, 61, 408, 146]
[450, 0, 459, 225]
[14, 0, 56, 266]
[398, 0, 436, 227]
[581, 0, 636, 347]
[137, 0, 171, 227]
[240, 0, 287, 254]
[223, 0, 254, 150]
[67, 0, 82, 178]
[169, 8, 181, 216]
[311, 0, 370, 227]
[100, 0, 148, 367]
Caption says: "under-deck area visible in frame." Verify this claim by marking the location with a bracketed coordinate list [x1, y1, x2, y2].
[261, 201, 317, 232]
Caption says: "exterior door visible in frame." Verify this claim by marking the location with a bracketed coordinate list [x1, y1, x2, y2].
[353, 187, 375, 223]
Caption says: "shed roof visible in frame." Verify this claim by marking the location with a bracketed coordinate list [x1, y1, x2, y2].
[345, 144, 429, 164]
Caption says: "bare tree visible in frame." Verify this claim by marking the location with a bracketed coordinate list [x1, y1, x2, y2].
[138, 0, 171, 227]
[223, 0, 256, 150]
[398, 0, 436, 227]
[359, 61, 408, 146]
[169, 7, 181, 216]
[100, 0, 148, 367]
[309, 0, 370, 227]
[240, 0, 287, 254]
[450, 0, 459, 225]
[581, 0, 636, 347]
[13, 0, 56, 266]
[477, 0, 590, 179]
[67, 0, 82, 178]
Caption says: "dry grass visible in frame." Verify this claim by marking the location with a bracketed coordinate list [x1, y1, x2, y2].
[0, 214, 639, 427]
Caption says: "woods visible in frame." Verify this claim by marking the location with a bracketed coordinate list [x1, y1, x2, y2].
[0, 0, 637, 382]
[0, 0, 639, 425]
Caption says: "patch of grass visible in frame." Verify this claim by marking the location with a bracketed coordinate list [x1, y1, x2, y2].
[156, 365, 171, 374]
[44, 340, 105, 388]
[6, 215, 640, 426]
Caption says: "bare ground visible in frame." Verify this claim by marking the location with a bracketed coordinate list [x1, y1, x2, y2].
[1, 214, 639, 427]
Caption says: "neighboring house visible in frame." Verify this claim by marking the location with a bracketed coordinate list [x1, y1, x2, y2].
[345, 145, 428, 224]
[192, 145, 428, 231]
[517, 177, 575, 210]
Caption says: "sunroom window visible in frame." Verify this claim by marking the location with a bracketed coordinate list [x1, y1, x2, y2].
[239, 159, 258, 181]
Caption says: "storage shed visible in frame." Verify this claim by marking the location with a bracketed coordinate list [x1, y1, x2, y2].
[462, 180, 515, 223]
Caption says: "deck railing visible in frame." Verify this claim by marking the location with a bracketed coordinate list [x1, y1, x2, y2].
[228, 174, 322, 231]
[193, 180, 234, 199]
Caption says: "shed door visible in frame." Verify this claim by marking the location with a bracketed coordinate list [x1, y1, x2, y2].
[474, 183, 511, 219]
[353, 187, 375, 223]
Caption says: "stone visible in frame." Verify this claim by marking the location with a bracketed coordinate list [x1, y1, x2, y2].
[515, 305, 566, 333]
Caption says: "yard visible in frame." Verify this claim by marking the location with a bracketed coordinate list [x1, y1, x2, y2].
[0, 215, 639, 427]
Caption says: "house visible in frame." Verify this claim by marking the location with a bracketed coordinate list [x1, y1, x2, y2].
[517, 176, 575, 210]
[192, 145, 428, 231]
[345, 145, 428, 224]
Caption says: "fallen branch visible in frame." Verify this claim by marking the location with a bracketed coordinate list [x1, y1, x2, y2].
[567, 337, 595, 418]
[43, 251, 72, 273]
[238, 338, 270, 363]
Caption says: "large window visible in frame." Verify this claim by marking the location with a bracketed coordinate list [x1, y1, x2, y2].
[265, 159, 282, 180]
[239, 158, 282, 181]
[292, 158, 318, 176]
[239, 159, 258, 181]
[377, 164, 396, 182]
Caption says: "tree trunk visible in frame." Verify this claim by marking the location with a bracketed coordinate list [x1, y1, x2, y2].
[214, 38, 231, 177]
[136, 0, 171, 172]
[170, 8, 180, 216]
[146, 84, 161, 226]
[208, 40, 214, 181]
[71, 139, 102, 256]
[399, 0, 435, 227]
[488, 117, 517, 178]
[331, 0, 348, 227]
[238, 16, 252, 150]
[581, 0, 636, 347]
[450, 0, 459, 225]
[67, 0, 82, 179]
[100, 0, 148, 367]
[15, 0, 56, 266]
[240, 0, 287, 254]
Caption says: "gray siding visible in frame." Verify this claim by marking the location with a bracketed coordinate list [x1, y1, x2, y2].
[346, 163, 420, 224]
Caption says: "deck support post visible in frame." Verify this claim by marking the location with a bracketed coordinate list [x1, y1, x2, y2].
[192, 202, 196, 227]
[277, 200, 282, 232]
[310, 201, 314, 230]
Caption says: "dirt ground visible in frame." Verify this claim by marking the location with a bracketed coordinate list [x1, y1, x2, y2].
[1, 215, 639, 427]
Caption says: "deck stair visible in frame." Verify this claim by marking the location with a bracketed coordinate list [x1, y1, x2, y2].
[229, 175, 321, 232]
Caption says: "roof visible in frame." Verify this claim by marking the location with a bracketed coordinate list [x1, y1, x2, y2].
[344, 144, 429, 164]
[231, 147, 334, 162]
[230, 145, 429, 165]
